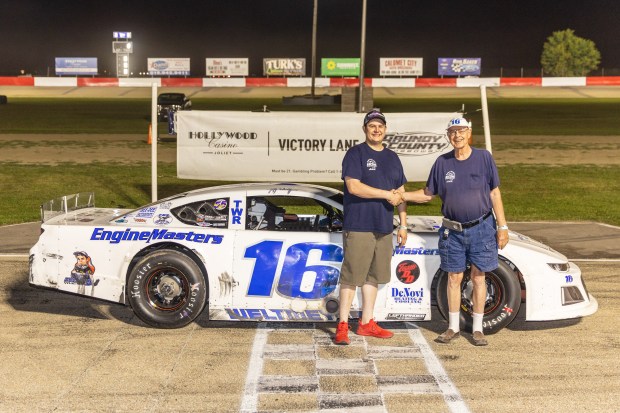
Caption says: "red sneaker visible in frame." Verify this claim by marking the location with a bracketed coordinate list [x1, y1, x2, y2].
[334, 321, 350, 345]
[356, 319, 393, 338]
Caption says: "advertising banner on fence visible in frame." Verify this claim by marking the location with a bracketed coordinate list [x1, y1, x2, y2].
[321, 58, 361, 77]
[176, 111, 458, 182]
[380, 58, 423, 76]
[206, 58, 249, 76]
[438, 58, 481, 76]
[147, 58, 191, 76]
[55, 58, 98, 75]
[263, 58, 306, 76]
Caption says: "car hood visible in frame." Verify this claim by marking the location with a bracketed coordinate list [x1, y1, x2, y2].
[505, 230, 568, 261]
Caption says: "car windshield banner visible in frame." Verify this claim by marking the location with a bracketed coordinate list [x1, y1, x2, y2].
[380, 58, 423, 77]
[55, 58, 98, 75]
[206, 58, 249, 76]
[438, 58, 481, 76]
[148, 58, 191, 76]
[321, 58, 361, 76]
[176, 111, 458, 182]
[263, 58, 306, 76]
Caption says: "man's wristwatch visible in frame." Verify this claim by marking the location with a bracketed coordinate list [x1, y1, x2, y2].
[497, 225, 509, 230]
[398, 225, 408, 230]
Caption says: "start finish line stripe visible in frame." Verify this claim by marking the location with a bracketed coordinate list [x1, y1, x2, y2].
[406, 322, 471, 413]
[240, 323, 270, 413]
[241, 322, 471, 412]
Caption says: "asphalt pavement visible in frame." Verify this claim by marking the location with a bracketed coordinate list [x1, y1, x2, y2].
[2, 220, 619, 259]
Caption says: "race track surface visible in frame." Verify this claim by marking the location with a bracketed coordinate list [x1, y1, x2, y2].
[0, 258, 618, 412]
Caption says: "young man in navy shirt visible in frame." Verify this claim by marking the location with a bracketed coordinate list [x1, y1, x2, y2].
[334, 109, 408, 345]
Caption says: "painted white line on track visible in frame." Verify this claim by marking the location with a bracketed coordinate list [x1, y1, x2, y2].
[406, 322, 471, 413]
[240, 322, 271, 413]
[0, 253, 29, 259]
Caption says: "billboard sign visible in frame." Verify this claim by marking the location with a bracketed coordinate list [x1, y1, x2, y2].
[438, 58, 481, 76]
[380, 58, 423, 76]
[55, 58, 98, 76]
[147, 58, 191, 76]
[263, 58, 306, 76]
[206, 58, 249, 76]
[321, 58, 360, 76]
[176, 111, 457, 182]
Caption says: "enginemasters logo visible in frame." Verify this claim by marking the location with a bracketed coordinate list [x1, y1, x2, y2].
[383, 132, 450, 156]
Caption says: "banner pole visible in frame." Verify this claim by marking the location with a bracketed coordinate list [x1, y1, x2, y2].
[151, 83, 158, 202]
[480, 85, 493, 154]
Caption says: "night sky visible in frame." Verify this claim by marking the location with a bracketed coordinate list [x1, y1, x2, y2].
[1, 0, 619, 77]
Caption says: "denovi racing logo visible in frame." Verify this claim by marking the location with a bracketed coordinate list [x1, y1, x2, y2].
[383, 132, 450, 156]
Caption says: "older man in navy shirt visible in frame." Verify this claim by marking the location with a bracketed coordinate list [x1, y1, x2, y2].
[403, 118, 509, 346]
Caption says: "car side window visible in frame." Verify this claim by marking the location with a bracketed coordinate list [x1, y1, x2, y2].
[171, 198, 229, 228]
[246, 196, 342, 232]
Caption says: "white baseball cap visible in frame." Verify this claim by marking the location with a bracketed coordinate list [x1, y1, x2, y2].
[447, 118, 472, 129]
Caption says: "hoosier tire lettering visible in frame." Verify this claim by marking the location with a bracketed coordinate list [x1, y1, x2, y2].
[127, 250, 207, 329]
[436, 260, 521, 334]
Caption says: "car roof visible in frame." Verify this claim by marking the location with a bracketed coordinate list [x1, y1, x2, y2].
[180, 182, 342, 199]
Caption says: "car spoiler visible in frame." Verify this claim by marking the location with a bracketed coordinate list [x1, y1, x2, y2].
[40, 192, 95, 223]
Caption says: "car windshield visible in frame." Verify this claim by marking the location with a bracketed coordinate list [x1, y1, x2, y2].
[158, 94, 185, 104]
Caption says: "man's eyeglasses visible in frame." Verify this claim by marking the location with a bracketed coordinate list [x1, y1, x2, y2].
[447, 128, 470, 137]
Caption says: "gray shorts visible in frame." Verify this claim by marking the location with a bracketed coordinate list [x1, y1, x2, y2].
[340, 231, 393, 287]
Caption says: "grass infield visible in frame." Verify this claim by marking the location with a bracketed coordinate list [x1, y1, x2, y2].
[0, 96, 619, 225]
[0, 162, 618, 226]
[1, 97, 619, 135]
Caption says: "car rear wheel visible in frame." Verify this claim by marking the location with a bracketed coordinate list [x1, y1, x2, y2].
[127, 250, 207, 329]
[436, 260, 521, 334]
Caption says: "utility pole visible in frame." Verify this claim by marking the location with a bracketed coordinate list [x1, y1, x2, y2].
[358, 0, 367, 112]
[311, 0, 318, 97]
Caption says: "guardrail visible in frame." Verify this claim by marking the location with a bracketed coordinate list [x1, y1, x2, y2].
[2, 76, 620, 87]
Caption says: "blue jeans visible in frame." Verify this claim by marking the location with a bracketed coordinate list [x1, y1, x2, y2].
[438, 213, 498, 273]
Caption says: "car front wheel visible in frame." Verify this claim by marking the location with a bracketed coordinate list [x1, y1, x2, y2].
[127, 250, 207, 329]
[436, 260, 521, 334]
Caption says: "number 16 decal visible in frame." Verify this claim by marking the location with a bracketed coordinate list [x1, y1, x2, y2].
[244, 241, 343, 299]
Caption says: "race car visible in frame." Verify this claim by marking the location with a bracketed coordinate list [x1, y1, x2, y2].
[29, 183, 598, 332]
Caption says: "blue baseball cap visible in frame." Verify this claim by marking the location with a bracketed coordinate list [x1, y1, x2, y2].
[363, 109, 386, 127]
[447, 117, 472, 129]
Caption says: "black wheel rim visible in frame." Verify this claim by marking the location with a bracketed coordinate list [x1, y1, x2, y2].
[460, 271, 503, 316]
[145, 267, 189, 312]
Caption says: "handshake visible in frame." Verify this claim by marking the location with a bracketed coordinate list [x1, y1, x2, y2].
[386, 188, 433, 206]
[387, 189, 406, 206]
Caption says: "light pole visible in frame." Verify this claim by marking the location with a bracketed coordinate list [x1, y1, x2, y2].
[311, 0, 318, 97]
[358, 0, 367, 112]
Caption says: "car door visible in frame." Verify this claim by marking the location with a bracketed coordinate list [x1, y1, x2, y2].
[230, 194, 345, 322]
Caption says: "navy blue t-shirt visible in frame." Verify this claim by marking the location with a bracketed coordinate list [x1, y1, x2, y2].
[341, 142, 407, 233]
[426, 147, 500, 223]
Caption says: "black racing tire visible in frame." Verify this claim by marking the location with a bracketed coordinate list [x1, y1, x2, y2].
[436, 260, 521, 334]
[127, 249, 207, 329]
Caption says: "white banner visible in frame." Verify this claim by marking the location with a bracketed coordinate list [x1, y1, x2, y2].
[206, 58, 249, 76]
[176, 111, 458, 182]
[380, 58, 423, 76]
[147, 58, 190, 75]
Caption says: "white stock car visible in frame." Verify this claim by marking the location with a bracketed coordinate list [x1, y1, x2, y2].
[29, 183, 598, 331]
